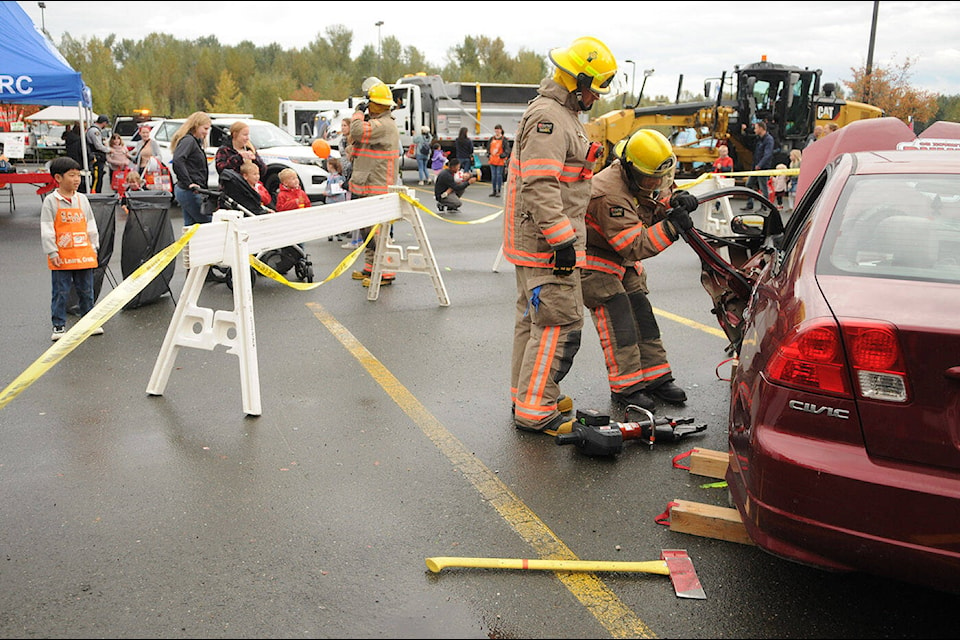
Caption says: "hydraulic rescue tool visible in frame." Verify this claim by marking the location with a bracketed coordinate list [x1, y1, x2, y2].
[556, 408, 707, 457]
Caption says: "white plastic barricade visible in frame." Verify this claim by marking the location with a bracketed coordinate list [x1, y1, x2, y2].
[677, 174, 736, 236]
[146, 187, 447, 416]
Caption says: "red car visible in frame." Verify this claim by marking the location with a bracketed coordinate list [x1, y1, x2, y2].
[689, 117, 960, 594]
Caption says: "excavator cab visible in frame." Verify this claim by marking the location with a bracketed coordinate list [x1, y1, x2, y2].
[735, 63, 820, 167]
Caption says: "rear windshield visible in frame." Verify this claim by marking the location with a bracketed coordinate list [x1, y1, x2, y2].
[114, 119, 143, 137]
[819, 174, 960, 284]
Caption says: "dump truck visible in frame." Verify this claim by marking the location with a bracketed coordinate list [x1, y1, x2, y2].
[385, 74, 538, 172]
[585, 57, 884, 176]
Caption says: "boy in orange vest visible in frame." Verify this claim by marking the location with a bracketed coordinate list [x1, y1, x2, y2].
[41, 157, 103, 341]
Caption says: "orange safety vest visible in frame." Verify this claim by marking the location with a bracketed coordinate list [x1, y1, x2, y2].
[489, 137, 505, 166]
[48, 199, 97, 271]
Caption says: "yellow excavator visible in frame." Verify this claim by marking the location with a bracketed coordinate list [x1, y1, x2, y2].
[585, 57, 883, 176]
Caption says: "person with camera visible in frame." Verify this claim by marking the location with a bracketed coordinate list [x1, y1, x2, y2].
[434, 157, 477, 213]
[581, 129, 695, 412]
[485, 124, 511, 197]
[503, 36, 618, 436]
[348, 79, 401, 287]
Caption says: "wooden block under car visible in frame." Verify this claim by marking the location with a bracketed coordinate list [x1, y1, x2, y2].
[689, 448, 729, 479]
[669, 499, 755, 546]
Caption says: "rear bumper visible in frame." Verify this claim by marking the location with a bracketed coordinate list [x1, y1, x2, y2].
[727, 428, 960, 593]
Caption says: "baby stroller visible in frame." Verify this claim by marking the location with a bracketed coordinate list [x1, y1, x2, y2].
[196, 168, 315, 288]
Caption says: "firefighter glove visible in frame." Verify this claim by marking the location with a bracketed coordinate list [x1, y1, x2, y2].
[669, 207, 694, 234]
[669, 190, 699, 213]
[553, 244, 577, 277]
[355, 101, 369, 113]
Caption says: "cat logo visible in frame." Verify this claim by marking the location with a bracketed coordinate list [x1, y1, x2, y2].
[817, 105, 837, 120]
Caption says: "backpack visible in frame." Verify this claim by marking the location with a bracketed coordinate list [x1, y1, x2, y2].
[418, 137, 431, 157]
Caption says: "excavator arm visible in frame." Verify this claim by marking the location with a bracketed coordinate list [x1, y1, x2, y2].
[585, 101, 735, 172]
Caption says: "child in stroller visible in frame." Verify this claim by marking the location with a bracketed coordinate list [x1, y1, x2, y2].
[193, 168, 315, 286]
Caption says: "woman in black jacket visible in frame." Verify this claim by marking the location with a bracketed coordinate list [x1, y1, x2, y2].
[455, 127, 474, 171]
[170, 111, 213, 225]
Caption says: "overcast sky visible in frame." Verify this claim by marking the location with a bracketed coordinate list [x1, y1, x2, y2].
[16, 1, 960, 100]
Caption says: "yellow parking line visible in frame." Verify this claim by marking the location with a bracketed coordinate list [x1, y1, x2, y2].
[306, 301, 657, 639]
[653, 306, 727, 339]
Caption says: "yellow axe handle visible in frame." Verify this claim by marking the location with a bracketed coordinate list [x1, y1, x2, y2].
[425, 556, 670, 575]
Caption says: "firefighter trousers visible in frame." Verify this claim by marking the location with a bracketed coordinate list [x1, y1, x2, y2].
[511, 265, 583, 429]
[581, 266, 673, 396]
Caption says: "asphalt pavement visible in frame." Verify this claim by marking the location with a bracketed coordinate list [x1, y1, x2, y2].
[0, 166, 956, 639]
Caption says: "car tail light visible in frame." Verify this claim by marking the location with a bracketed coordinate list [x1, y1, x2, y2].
[842, 323, 909, 403]
[766, 320, 851, 396]
[765, 318, 908, 402]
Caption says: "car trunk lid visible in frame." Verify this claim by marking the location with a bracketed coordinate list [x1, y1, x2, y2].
[818, 275, 960, 470]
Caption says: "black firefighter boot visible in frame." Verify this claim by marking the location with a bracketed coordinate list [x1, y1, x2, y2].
[647, 377, 687, 405]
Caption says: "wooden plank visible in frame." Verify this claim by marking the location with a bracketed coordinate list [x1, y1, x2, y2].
[669, 499, 755, 546]
[689, 448, 729, 479]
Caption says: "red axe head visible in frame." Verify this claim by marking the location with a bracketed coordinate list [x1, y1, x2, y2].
[661, 549, 706, 599]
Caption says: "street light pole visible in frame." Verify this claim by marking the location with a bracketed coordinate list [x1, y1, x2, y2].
[37, 2, 47, 37]
[375, 21, 384, 79]
[624, 59, 636, 98]
[864, 0, 879, 104]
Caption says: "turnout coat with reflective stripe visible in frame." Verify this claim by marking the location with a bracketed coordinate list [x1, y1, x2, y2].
[583, 160, 679, 278]
[503, 78, 594, 270]
[348, 109, 400, 197]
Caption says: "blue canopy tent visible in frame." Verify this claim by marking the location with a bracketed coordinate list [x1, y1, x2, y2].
[0, 2, 94, 185]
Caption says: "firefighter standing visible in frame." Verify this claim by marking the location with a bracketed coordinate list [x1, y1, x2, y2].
[582, 129, 698, 411]
[504, 36, 617, 435]
[349, 80, 401, 287]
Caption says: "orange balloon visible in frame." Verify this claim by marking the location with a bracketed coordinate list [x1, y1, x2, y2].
[311, 138, 331, 159]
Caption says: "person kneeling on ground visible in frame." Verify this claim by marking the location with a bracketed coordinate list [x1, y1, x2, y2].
[434, 157, 477, 212]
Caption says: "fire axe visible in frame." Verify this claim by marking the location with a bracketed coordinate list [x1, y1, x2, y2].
[425, 548, 706, 599]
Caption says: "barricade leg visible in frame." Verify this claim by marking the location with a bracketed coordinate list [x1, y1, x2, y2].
[147, 219, 263, 416]
[365, 196, 449, 306]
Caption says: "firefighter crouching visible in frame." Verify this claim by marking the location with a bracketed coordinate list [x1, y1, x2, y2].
[504, 36, 618, 436]
[582, 129, 698, 411]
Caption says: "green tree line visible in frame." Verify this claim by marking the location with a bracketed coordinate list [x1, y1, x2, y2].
[55, 27, 957, 130]
[57, 28, 551, 122]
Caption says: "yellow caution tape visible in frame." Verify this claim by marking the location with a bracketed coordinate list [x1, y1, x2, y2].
[0, 224, 200, 410]
[399, 192, 503, 226]
[249, 225, 379, 290]
[676, 167, 800, 191]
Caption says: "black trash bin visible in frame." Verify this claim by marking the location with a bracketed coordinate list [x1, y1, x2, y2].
[121, 190, 176, 309]
[66, 193, 118, 313]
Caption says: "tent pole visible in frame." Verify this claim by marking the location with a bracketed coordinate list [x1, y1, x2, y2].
[79, 101, 90, 192]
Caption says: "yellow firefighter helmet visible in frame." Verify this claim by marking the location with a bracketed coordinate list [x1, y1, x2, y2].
[367, 82, 396, 107]
[549, 36, 617, 95]
[615, 129, 677, 177]
[614, 129, 677, 196]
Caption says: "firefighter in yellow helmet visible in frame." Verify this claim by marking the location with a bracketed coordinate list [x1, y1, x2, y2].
[349, 79, 401, 286]
[581, 128, 699, 410]
[504, 36, 618, 435]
